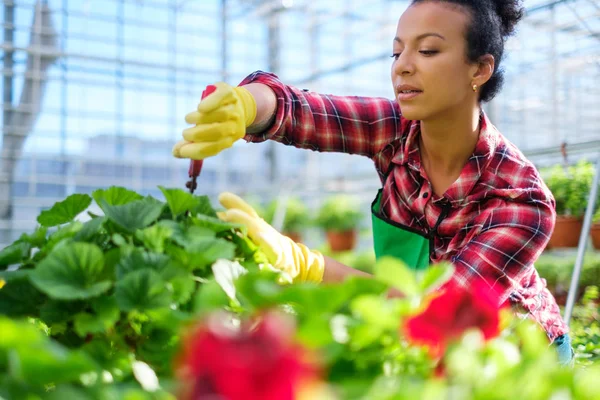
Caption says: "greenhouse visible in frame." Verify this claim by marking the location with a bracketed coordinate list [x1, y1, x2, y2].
[1, 0, 600, 398]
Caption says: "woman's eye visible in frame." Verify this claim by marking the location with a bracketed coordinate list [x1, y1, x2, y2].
[391, 50, 437, 60]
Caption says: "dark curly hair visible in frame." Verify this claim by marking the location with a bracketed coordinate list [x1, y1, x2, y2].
[411, 0, 525, 102]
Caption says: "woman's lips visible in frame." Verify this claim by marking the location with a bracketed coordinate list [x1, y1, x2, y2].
[397, 91, 422, 101]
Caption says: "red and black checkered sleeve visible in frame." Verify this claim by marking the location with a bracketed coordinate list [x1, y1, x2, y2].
[449, 197, 556, 303]
[239, 71, 405, 159]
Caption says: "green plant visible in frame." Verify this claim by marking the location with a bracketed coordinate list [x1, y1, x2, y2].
[0, 186, 265, 397]
[264, 197, 311, 233]
[593, 209, 600, 224]
[543, 160, 595, 217]
[535, 252, 600, 298]
[570, 286, 600, 366]
[3, 187, 600, 399]
[316, 194, 363, 232]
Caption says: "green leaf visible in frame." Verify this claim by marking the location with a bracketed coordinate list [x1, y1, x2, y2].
[191, 214, 243, 233]
[145, 307, 190, 331]
[37, 194, 92, 227]
[234, 270, 285, 310]
[135, 223, 174, 253]
[276, 284, 340, 314]
[21, 342, 99, 386]
[150, 260, 197, 305]
[46, 222, 84, 251]
[80, 339, 134, 379]
[418, 263, 454, 294]
[39, 300, 86, 325]
[74, 296, 120, 337]
[0, 241, 30, 267]
[112, 233, 129, 247]
[296, 315, 333, 348]
[92, 186, 144, 207]
[30, 242, 112, 300]
[350, 323, 386, 350]
[74, 216, 106, 242]
[350, 294, 400, 330]
[194, 279, 231, 315]
[374, 256, 419, 297]
[168, 272, 196, 305]
[184, 237, 236, 270]
[19, 226, 48, 248]
[0, 317, 99, 385]
[165, 244, 194, 270]
[276, 276, 386, 316]
[195, 195, 217, 217]
[0, 317, 45, 348]
[233, 234, 261, 259]
[0, 271, 45, 317]
[0, 269, 29, 282]
[170, 225, 216, 248]
[115, 270, 172, 312]
[100, 197, 165, 232]
[116, 250, 171, 279]
[102, 247, 121, 281]
[159, 186, 200, 219]
[43, 386, 95, 400]
[136, 329, 180, 375]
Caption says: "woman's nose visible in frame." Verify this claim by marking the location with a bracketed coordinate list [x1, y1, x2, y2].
[393, 52, 415, 76]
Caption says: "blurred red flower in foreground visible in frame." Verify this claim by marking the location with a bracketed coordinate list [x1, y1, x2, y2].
[176, 312, 319, 400]
[403, 279, 506, 358]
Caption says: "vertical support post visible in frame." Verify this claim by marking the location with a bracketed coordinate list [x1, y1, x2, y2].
[216, 0, 229, 196]
[61, 0, 68, 182]
[3, 2, 15, 148]
[305, 4, 319, 193]
[1, 1, 15, 225]
[116, 0, 125, 160]
[564, 155, 600, 325]
[0, 1, 15, 244]
[550, 5, 558, 144]
[169, 0, 177, 186]
[266, 5, 280, 184]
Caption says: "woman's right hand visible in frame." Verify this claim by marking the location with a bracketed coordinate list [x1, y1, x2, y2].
[172, 82, 257, 160]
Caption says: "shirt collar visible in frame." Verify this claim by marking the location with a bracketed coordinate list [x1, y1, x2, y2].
[391, 111, 499, 207]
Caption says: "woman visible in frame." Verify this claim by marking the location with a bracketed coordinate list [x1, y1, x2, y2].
[173, 0, 573, 363]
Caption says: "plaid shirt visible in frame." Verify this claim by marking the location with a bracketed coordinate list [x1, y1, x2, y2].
[239, 71, 568, 341]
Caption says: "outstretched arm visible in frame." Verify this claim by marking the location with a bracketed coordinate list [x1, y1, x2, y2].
[322, 255, 372, 283]
[239, 71, 407, 161]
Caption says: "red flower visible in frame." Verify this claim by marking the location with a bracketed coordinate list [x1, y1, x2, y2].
[176, 312, 319, 400]
[403, 279, 506, 358]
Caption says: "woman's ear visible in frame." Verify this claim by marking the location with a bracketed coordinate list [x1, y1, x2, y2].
[473, 54, 495, 86]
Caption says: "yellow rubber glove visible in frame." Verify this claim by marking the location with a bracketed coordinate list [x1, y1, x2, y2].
[172, 82, 257, 160]
[217, 192, 325, 283]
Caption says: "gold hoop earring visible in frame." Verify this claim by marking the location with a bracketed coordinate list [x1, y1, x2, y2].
[472, 84, 478, 92]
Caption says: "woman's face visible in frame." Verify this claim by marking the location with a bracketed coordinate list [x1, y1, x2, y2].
[391, 2, 482, 121]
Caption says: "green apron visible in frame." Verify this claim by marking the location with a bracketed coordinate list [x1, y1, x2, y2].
[371, 189, 431, 270]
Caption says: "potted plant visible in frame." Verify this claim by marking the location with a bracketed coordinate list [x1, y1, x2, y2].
[316, 194, 363, 252]
[536, 252, 600, 305]
[264, 197, 311, 243]
[544, 161, 594, 248]
[591, 209, 600, 250]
